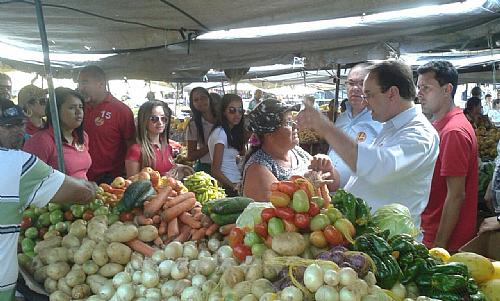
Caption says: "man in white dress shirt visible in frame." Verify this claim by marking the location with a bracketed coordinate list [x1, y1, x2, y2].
[298, 60, 439, 232]
[328, 63, 382, 188]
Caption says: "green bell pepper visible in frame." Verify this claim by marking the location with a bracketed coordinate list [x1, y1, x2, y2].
[430, 262, 469, 278]
[431, 273, 467, 292]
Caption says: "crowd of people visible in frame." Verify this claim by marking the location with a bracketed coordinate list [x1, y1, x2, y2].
[1, 59, 500, 299]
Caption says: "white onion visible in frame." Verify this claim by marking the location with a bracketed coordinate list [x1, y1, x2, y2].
[171, 258, 189, 280]
[217, 245, 233, 260]
[97, 281, 115, 300]
[324, 269, 340, 286]
[130, 252, 144, 270]
[339, 286, 357, 301]
[191, 274, 207, 288]
[208, 292, 222, 301]
[315, 285, 339, 301]
[159, 259, 174, 278]
[363, 271, 376, 286]
[207, 238, 220, 252]
[132, 271, 142, 284]
[166, 297, 181, 301]
[181, 286, 201, 301]
[183, 242, 199, 259]
[160, 280, 177, 298]
[135, 285, 147, 297]
[304, 264, 324, 293]
[339, 267, 357, 287]
[142, 269, 160, 288]
[151, 250, 165, 263]
[145, 288, 161, 301]
[115, 283, 134, 301]
[201, 280, 217, 292]
[198, 249, 212, 259]
[353, 279, 369, 296]
[281, 286, 303, 301]
[164, 241, 183, 259]
[112, 271, 131, 287]
[198, 257, 217, 276]
[390, 282, 406, 300]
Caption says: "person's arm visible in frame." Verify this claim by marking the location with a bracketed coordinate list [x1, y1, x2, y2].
[211, 143, 236, 189]
[124, 144, 141, 178]
[478, 216, 500, 234]
[186, 139, 209, 161]
[309, 154, 341, 191]
[51, 176, 97, 205]
[297, 106, 358, 171]
[243, 163, 278, 201]
[433, 176, 466, 248]
[125, 160, 141, 178]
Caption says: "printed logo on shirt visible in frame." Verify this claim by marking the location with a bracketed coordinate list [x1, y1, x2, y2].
[357, 132, 367, 142]
[95, 111, 112, 126]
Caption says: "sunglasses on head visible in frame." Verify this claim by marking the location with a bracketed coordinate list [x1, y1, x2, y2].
[227, 107, 244, 114]
[149, 115, 168, 123]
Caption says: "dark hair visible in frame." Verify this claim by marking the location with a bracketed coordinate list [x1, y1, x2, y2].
[485, 94, 492, 98]
[369, 60, 416, 100]
[471, 86, 482, 97]
[340, 98, 348, 112]
[189, 87, 216, 145]
[417, 60, 458, 98]
[46, 87, 85, 145]
[493, 98, 500, 107]
[79, 65, 106, 83]
[212, 94, 245, 152]
[464, 97, 481, 115]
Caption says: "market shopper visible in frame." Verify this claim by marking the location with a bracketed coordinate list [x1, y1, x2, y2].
[125, 100, 193, 179]
[0, 99, 26, 149]
[0, 72, 12, 99]
[297, 60, 439, 233]
[417, 61, 479, 251]
[327, 63, 382, 188]
[17, 84, 47, 136]
[464, 96, 492, 128]
[78, 65, 135, 183]
[248, 89, 263, 111]
[185, 87, 217, 173]
[0, 148, 97, 301]
[208, 94, 246, 196]
[478, 215, 500, 234]
[23, 87, 91, 179]
[242, 98, 337, 201]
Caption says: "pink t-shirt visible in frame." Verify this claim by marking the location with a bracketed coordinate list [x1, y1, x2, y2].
[23, 128, 92, 179]
[125, 143, 174, 175]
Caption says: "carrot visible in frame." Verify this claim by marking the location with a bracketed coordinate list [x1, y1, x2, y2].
[179, 212, 202, 229]
[164, 192, 195, 208]
[110, 188, 125, 195]
[125, 239, 155, 257]
[158, 220, 168, 235]
[162, 197, 196, 222]
[320, 184, 331, 208]
[191, 228, 207, 241]
[99, 183, 113, 193]
[205, 223, 219, 236]
[167, 217, 179, 238]
[200, 214, 212, 228]
[175, 224, 191, 242]
[219, 223, 236, 235]
[136, 214, 154, 225]
[152, 215, 161, 224]
[153, 236, 164, 247]
[143, 186, 173, 217]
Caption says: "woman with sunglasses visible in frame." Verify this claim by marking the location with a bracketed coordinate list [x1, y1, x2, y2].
[23, 87, 91, 179]
[17, 84, 47, 136]
[186, 87, 217, 173]
[125, 100, 176, 177]
[208, 94, 246, 196]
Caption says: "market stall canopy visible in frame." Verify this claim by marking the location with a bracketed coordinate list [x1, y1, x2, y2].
[0, 0, 499, 81]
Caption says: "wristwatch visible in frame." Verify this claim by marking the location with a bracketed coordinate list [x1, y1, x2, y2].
[497, 214, 500, 223]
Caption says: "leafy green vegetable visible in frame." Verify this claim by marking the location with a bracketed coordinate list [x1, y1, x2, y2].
[372, 204, 420, 238]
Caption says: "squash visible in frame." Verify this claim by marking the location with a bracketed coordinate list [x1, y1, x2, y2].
[449, 252, 494, 283]
[115, 180, 155, 212]
[480, 278, 500, 301]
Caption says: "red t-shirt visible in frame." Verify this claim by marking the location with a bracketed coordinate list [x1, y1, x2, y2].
[23, 128, 92, 179]
[83, 94, 135, 181]
[125, 143, 175, 175]
[421, 107, 478, 251]
[25, 119, 44, 136]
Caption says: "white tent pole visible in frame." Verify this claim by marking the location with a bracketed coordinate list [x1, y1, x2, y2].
[34, 0, 65, 172]
[175, 82, 179, 117]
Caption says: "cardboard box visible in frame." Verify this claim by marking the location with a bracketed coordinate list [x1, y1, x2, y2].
[459, 231, 500, 260]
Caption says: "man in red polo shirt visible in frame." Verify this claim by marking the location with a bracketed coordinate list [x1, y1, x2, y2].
[417, 61, 478, 251]
[78, 65, 135, 183]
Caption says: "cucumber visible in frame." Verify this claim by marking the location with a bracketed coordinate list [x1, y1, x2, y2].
[210, 212, 241, 225]
[116, 180, 155, 212]
[211, 197, 253, 214]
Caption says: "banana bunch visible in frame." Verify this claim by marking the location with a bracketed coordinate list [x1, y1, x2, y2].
[183, 171, 226, 204]
[475, 126, 500, 160]
[299, 128, 321, 144]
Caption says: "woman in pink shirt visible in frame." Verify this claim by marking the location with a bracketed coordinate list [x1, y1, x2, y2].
[24, 87, 91, 179]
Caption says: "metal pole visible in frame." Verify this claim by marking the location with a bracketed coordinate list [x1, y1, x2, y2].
[174, 82, 179, 117]
[333, 64, 341, 122]
[34, 0, 65, 172]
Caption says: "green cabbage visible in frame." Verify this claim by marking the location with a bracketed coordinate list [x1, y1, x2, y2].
[372, 203, 420, 238]
[236, 202, 274, 230]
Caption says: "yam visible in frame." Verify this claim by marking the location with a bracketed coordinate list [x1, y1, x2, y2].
[69, 220, 87, 239]
[86, 274, 108, 295]
[92, 241, 109, 266]
[34, 266, 49, 283]
[39, 247, 69, 265]
[49, 290, 71, 301]
[65, 266, 86, 287]
[46, 262, 70, 280]
[57, 278, 72, 295]
[34, 236, 62, 254]
[44, 278, 58, 294]
[271, 232, 307, 256]
[74, 239, 96, 265]
[72, 284, 91, 299]
[87, 216, 108, 243]
[105, 223, 138, 242]
[98, 263, 124, 277]
[61, 233, 81, 249]
[106, 242, 132, 265]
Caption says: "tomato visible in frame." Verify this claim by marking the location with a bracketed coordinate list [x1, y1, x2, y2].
[232, 244, 252, 262]
[244, 232, 263, 247]
[111, 176, 126, 189]
[293, 178, 315, 199]
[49, 210, 64, 225]
[294, 213, 310, 229]
[228, 227, 245, 247]
[311, 196, 325, 208]
[275, 207, 295, 222]
[119, 211, 134, 222]
[82, 209, 94, 221]
[20, 216, 32, 229]
[149, 171, 161, 188]
[254, 222, 268, 238]
[310, 214, 330, 231]
[261, 208, 277, 223]
[323, 225, 344, 245]
[264, 235, 273, 248]
[270, 191, 291, 208]
[38, 227, 48, 239]
[292, 189, 310, 213]
[267, 217, 285, 237]
[277, 181, 299, 197]
[251, 244, 267, 256]
[310, 230, 328, 248]
[283, 219, 298, 232]
[63, 210, 74, 221]
[270, 182, 280, 192]
[307, 201, 320, 216]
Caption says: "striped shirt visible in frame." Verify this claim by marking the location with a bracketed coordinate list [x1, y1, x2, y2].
[0, 148, 65, 296]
